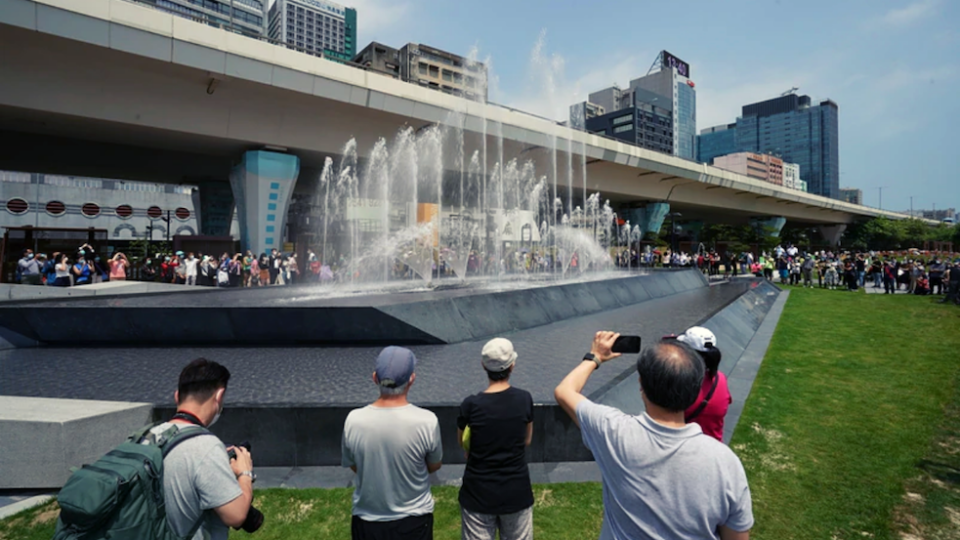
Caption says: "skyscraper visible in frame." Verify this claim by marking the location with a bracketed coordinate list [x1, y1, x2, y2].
[268, 0, 356, 63]
[697, 123, 737, 164]
[735, 94, 839, 199]
[571, 51, 696, 160]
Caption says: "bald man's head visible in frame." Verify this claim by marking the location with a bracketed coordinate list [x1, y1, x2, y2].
[636, 340, 705, 412]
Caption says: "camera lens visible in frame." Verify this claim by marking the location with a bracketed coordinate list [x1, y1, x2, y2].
[241, 507, 265, 533]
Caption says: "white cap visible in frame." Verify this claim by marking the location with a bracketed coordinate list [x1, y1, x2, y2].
[677, 326, 717, 352]
[481, 338, 517, 372]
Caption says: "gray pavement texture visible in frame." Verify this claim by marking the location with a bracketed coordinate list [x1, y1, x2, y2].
[0, 280, 752, 407]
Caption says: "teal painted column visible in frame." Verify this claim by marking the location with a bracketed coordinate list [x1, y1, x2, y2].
[749, 216, 787, 237]
[818, 224, 847, 246]
[230, 151, 300, 255]
[623, 202, 670, 239]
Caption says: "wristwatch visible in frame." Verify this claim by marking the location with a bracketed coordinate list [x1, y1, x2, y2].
[238, 470, 257, 483]
[583, 353, 601, 370]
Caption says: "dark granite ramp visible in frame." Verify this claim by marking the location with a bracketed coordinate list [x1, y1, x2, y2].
[596, 279, 782, 422]
[0, 277, 767, 467]
[0, 270, 707, 347]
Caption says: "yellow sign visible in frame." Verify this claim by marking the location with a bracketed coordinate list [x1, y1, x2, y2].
[416, 203, 439, 246]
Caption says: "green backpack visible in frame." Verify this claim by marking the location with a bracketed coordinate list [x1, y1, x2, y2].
[53, 423, 212, 540]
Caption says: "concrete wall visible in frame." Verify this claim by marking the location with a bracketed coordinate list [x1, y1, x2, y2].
[0, 397, 153, 489]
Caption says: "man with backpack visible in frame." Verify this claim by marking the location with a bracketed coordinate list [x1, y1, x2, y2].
[161, 358, 255, 539]
[53, 359, 256, 540]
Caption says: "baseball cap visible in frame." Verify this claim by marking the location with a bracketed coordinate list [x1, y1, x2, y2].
[677, 327, 717, 352]
[481, 338, 517, 373]
[375, 346, 416, 388]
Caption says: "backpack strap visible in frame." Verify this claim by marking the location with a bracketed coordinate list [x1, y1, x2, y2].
[161, 426, 214, 458]
[686, 374, 720, 423]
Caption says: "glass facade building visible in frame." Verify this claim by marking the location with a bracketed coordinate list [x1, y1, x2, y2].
[696, 123, 737, 164]
[578, 56, 696, 160]
[734, 94, 839, 199]
[147, 0, 265, 37]
[675, 81, 696, 160]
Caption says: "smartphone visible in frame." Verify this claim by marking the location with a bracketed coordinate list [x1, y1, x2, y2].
[611, 335, 642, 354]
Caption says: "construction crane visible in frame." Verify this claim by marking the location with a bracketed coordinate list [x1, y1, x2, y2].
[781, 87, 799, 96]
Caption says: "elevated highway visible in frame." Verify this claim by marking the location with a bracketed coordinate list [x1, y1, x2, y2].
[0, 0, 922, 252]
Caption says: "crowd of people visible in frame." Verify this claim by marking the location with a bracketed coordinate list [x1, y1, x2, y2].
[101, 325, 745, 540]
[15, 244, 133, 287]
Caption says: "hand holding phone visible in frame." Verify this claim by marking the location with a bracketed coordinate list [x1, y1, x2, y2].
[611, 335, 642, 354]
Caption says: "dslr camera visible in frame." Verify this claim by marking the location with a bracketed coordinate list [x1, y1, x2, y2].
[226, 441, 265, 533]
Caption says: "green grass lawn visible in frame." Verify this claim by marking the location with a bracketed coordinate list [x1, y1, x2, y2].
[731, 287, 960, 539]
[2, 289, 959, 540]
[0, 483, 603, 540]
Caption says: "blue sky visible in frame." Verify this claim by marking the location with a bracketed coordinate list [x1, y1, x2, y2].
[349, 0, 959, 214]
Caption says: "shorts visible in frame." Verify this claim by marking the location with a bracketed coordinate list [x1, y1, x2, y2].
[351, 514, 433, 540]
[461, 506, 532, 540]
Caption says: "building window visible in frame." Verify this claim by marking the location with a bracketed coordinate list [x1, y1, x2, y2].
[115, 204, 133, 219]
[428, 65, 439, 78]
[147, 206, 163, 219]
[175, 208, 191, 220]
[46, 201, 66, 216]
[81, 203, 101, 218]
[612, 114, 633, 125]
[6, 198, 29, 215]
[442, 69, 453, 82]
[613, 125, 632, 134]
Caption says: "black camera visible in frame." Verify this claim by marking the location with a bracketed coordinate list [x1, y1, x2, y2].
[227, 441, 265, 534]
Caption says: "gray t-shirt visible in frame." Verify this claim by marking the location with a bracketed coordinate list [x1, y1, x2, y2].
[576, 401, 753, 539]
[158, 424, 243, 540]
[341, 404, 443, 522]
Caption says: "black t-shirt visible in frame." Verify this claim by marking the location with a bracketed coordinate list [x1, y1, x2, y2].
[457, 386, 534, 514]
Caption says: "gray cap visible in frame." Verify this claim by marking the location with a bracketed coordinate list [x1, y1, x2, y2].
[375, 346, 416, 388]
[481, 338, 517, 372]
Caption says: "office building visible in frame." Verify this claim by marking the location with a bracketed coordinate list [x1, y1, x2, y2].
[268, 0, 356, 63]
[713, 152, 784, 186]
[697, 123, 737, 164]
[143, 0, 265, 37]
[583, 93, 674, 154]
[735, 93, 839, 199]
[352, 42, 401, 78]
[572, 51, 696, 159]
[783, 162, 801, 190]
[353, 42, 488, 101]
[839, 188, 862, 205]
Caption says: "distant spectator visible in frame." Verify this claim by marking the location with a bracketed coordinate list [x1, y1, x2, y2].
[71, 255, 93, 286]
[52, 254, 72, 287]
[109, 252, 130, 281]
[17, 249, 41, 285]
[42, 252, 59, 286]
[184, 253, 198, 286]
[342, 346, 442, 540]
[140, 258, 157, 282]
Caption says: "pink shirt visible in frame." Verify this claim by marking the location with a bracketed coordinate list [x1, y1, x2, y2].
[109, 260, 126, 280]
[684, 371, 731, 442]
